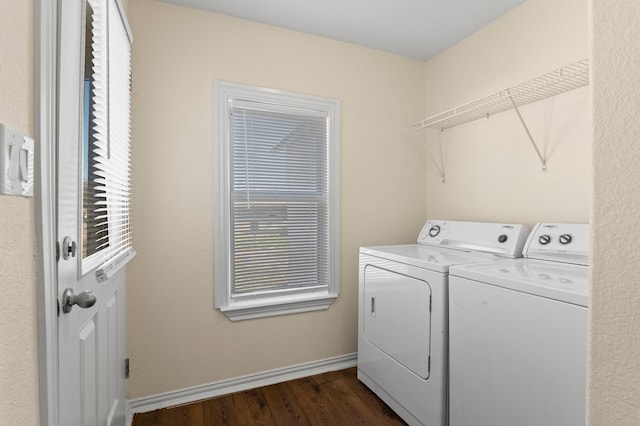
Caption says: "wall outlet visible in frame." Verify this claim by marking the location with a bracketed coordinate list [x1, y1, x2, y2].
[0, 123, 34, 197]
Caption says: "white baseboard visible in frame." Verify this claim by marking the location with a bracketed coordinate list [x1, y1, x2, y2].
[126, 352, 357, 425]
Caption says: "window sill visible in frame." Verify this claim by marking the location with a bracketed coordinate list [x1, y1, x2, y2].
[219, 293, 338, 321]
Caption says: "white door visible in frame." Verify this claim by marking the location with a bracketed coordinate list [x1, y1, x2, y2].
[57, 0, 128, 424]
[362, 264, 432, 379]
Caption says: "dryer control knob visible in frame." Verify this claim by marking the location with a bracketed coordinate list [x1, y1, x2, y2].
[539, 235, 552, 245]
[498, 234, 508, 243]
[428, 225, 441, 237]
[559, 234, 572, 245]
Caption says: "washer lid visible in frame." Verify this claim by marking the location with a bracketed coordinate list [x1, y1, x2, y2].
[360, 244, 499, 273]
[450, 258, 588, 307]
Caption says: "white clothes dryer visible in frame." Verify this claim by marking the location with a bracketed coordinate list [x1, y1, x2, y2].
[358, 220, 529, 426]
[448, 223, 589, 426]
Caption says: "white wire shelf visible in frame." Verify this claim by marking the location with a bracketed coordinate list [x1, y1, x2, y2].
[412, 59, 589, 131]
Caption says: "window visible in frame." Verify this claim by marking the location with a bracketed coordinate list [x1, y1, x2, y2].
[81, 0, 135, 280]
[81, 0, 107, 264]
[214, 82, 340, 321]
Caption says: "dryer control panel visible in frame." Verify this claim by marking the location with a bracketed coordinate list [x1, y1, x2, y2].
[523, 223, 589, 265]
[417, 220, 529, 258]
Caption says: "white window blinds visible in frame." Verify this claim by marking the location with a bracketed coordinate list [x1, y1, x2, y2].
[229, 102, 330, 297]
[94, 0, 135, 281]
[82, 0, 108, 264]
[215, 82, 340, 320]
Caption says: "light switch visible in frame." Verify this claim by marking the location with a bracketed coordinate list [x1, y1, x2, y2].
[19, 147, 29, 181]
[0, 123, 34, 197]
[7, 143, 19, 180]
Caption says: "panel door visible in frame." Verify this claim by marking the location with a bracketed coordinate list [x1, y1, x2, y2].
[57, 0, 127, 424]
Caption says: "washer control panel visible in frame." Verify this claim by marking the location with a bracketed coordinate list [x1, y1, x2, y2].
[523, 223, 589, 265]
[417, 220, 529, 258]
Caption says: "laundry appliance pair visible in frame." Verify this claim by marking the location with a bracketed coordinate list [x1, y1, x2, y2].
[358, 220, 589, 426]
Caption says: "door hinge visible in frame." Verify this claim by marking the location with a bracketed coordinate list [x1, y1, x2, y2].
[125, 358, 130, 379]
[55, 241, 60, 262]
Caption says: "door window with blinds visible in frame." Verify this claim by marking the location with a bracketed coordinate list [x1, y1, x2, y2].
[214, 82, 340, 321]
[80, 0, 135, 280]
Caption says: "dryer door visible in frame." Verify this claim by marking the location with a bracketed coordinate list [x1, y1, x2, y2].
[363, 264, 432, 379]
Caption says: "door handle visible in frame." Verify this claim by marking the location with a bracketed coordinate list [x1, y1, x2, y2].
[61, 288, 97, 313]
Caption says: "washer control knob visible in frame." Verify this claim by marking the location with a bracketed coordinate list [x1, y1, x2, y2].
[539, 235, 552, 245]
[498, 234, 508, 243]
[428, 225, 441, 237]
[559, 234, 572, 245]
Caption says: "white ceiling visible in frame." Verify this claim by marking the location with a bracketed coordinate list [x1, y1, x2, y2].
[161, 0, 527, 59]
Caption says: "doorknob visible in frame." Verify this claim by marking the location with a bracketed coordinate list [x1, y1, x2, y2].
[61, 288, 97, 313]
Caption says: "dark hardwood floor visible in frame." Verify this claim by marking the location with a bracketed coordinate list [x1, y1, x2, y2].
[132, 367, 407, 426]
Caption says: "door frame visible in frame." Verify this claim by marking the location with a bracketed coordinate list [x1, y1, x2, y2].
[35, 0, 60, 425]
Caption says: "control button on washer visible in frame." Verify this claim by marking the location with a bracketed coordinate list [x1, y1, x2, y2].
[498, 234, 508, 243]
[428, 225, 441, 238]
[539, 235, 552, 245]
[559, 234, 572, 245]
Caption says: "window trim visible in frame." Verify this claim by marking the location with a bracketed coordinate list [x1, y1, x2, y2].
[213, 81, 340, 321]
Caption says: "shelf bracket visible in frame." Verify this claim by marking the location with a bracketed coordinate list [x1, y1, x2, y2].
[439, 129, 446, 183]
[426, 128, 446, 183]
[507, 90, 547, 172]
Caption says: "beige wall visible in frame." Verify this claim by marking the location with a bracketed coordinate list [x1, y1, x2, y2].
[0, 1, 39, 425]
[423, 0, 590, 226]
[588, 1, 640, 424]
[127, 0, 426, 398]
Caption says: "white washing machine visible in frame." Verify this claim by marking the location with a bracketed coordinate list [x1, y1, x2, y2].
[358, 220, 529, 426]
[448, 223, 589, 426]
